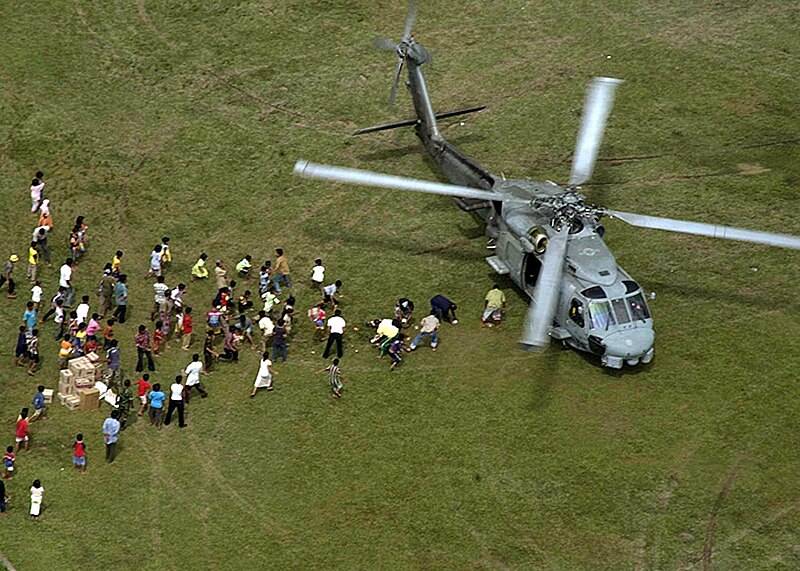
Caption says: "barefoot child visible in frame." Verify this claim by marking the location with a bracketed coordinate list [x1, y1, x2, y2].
[72, 434, 87, 473]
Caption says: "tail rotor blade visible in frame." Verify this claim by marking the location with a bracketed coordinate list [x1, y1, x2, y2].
[389, 57, 404, 105]
[402, 0, 418, 41]
[519, 228, 569, 349]
[569, 77, 623, 187]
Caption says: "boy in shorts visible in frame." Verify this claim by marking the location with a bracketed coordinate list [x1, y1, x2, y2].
[137, 374, 152, 416]
[148, 383, 165, 428]
[72, 434, 87, 473]
[15, 409, 30, 452]
[3, 446, 14, 479]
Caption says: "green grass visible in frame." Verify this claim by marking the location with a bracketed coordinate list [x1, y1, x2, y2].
[1, 1, 799, 569]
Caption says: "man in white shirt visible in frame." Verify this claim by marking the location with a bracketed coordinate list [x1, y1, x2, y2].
[30, 176, 45, 213]
[257, 310, 274, 352]
[164, 375, 187, 428]
[76, 295, 90, 325]
[59, 258, 74, 307]
[184, 353, 208, 400]
[169, 283, 186, 313]
[32, 226, 50, 265]
[322, 309, 346, 359]
[151, 276, 170, 321]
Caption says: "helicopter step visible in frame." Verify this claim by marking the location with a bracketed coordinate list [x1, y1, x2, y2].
[455, 198, 493, 212]
[485, 255, 510, 275]
[550, 326, 571, 341]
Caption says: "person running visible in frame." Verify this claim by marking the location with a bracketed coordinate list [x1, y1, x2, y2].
[32, 226, 51, 266]
[113, 274, 128, 323]
[145, 245, 163, 279]
[151, 275, 169, 321]
[30, 175, 45, 213]
[72, 434, 87, 473]
[13, 325, 28, 367]
[134, 324, 156, 372]
[160, 237, 172, 272]
[251, 352, 277, 398]
[164, 376, 187, 428]
[203, 330, 218, 372]
[322, 310, 346, 359]
[308, 303, 326, 342]
[181, 306, 193, 349]
[111, 250, 123, 276]
[148, 383, 166, 428]
[27, 242, 38, 284]
[184, 354, 208, 401]
[30, 280, 42, 310]
[59, 258, 74, 306]
[26, 328, 40, 375]
[321, 358, 344, 398]
[219, 326, 240, 362]
[16, 409, 30, 452]
[311, 258, 325, 292]
[29, 386, 46, 422]
[102, 410, 121, 463]
[136, 374, 151, 416]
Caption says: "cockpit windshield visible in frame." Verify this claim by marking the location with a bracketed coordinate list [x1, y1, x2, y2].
[611, 298, 631, 324]
[588, 301, 615, 330]
[628, 292, 651, 321]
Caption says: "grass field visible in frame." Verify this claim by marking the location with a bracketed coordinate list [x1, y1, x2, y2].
[1, 1, 799, 569]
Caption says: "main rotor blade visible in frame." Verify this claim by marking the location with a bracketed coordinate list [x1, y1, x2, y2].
[294, 161, 519, 203]
[569, 77, 623, 187]
[520, 227, 569, 350]
[607, 210, 800, 250]
[402, 0, 417, 41]
[389, 57, 404, 105]
[374, 37, 397, 51]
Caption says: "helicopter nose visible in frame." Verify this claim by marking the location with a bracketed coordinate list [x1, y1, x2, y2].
[602, 328, 655, 360]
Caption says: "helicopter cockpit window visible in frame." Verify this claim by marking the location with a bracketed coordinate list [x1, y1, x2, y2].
[611, 298, 631, 324]
[588, 301, 615, 330]
[569, 299, 585, 328]
[628, 292, 651, 321]
[582, 286, 606, 299]
[622, 280, 640, 294]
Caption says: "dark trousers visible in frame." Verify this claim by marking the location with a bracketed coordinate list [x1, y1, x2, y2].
[221, 348, 239, 361]
[164, 399, 185, 426]
[272, 342, 287, 362]
[0, 276, 15, 295]
[136, 348, 155, 372]
[185, 384, 207, 402]
[113, 304, 127, 323]
[105, 442, 116, 463]
[323, 333, 343, 358]
[38, 239, 50, 264]
[54, 321, 65, 340]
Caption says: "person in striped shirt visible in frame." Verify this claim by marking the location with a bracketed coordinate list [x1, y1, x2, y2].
[321, 358, 343, 398]
[134, 324, 156, 372]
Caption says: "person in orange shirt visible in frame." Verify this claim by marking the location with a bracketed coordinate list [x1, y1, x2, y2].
[38, 200, 53, 228]
[58, 335, 74, 369]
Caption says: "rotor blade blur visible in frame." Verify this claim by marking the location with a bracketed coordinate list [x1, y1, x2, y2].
[373, 37, 397, 51]
[607, 210, 800, 250]
[294, 160, 519, 203]
[402, 0, 417, 41]
[519, 228, 569, 350]
[568, 77, 623, 187]
[389, 57, 404, 105]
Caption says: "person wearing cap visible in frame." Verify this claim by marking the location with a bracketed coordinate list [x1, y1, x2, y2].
[0, 255, 18, 299]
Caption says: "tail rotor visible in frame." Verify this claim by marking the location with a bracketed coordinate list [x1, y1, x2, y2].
[375, 0, 418, 105]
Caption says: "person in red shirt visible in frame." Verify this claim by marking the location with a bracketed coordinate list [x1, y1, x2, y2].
[15, 408, 30, 452]
[181, 307, 193, 350]
[72, 433, 87, 473]
[153, 320, 165, 355]
[136, 374, 152, 416]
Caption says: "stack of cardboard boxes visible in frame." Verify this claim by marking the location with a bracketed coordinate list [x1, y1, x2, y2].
[57, 352, 105, 411]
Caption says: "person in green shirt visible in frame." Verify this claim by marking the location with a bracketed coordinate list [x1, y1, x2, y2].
[481, 284, 506, 327]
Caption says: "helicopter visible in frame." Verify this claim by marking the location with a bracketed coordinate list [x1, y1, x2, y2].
[294, 1, 800, 368]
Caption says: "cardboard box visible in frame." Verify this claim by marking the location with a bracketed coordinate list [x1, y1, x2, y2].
[57, 392, 68, 405]
[79, 388, 100, 412]
[59, 379, 74, 396]
[86, 351, 100, 363]
[59, 369, 74, 383]
[74, 378, 95, 390]
[65, 395, 81, 411]
[43, 389, 54, 404]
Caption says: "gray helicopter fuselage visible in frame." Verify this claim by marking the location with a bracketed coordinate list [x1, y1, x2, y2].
[401, 40, 654, 367]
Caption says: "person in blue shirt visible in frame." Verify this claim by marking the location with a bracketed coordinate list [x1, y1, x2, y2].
[102, 410, 121, 463]
[30, 385, 46, 422]
[112, 275, 128, 324]
[23, 301, 37, 332]
[148, 383, 166, 429]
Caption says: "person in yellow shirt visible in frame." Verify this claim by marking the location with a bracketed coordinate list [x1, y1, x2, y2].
[272, 248, 291, 293]
[58, 334, 74, 369]
[27, 242, 38, 283]
[111, 250, 123, 277]
[481, 284, 506, 327]
[191, 253, 209, 281]
[160, 237, 172, 271]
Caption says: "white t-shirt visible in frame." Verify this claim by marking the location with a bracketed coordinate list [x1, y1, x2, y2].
[31, 285, 42, 303]
[258, 316, 274, 336]
[59, 264, 72, 287]
[258, 358, 272, 377]
[184, 361, 203, 386]
[54, 306, 65, 324]
[76, 303, 90, 324]
[153, 282, 169, 303]
[327, 315, 346, 334]
[30, 183, 45, 202]
[170, 383, 184, 400]
[150, 250, 162, 270]
[323, 283, 338, 296]
[312, 265, 325, 283]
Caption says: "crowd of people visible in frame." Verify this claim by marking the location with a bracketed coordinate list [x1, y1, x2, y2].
[1, 170, 509, 520]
